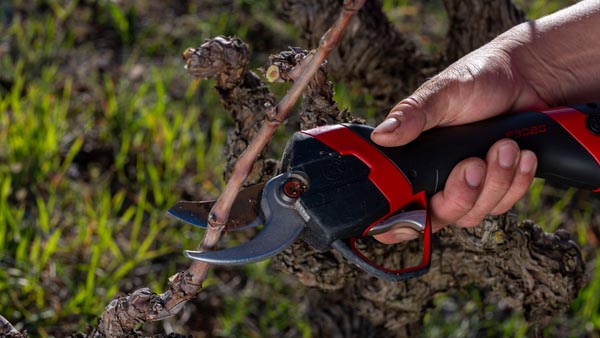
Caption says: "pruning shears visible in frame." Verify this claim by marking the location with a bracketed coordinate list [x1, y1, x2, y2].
[169, 103, 600, 281]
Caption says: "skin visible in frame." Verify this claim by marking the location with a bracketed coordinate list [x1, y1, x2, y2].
[372, 0, 600, 244]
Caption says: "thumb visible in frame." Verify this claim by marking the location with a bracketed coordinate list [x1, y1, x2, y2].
[370, 100, 428, 147]
[371, 75, 459, 147]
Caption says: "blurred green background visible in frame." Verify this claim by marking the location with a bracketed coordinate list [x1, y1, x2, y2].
[1, 0, 597, 337]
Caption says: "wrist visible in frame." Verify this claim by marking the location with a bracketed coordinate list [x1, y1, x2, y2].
[501, 1, 600, 105]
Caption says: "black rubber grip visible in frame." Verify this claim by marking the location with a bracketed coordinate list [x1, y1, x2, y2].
[347, 108, 600, 194]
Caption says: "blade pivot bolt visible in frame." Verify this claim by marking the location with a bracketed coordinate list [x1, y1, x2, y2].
[282, 178, 306, 199]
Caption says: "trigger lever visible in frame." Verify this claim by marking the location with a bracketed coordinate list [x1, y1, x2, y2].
[366, 210, 427, 236]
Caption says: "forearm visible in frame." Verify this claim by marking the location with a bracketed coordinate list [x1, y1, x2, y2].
[507, 0, 600, 104]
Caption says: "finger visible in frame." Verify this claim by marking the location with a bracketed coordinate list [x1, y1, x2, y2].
[373, 151, 532, 244]
[429, 158, 487, 231]
[370, 101, 428, 147]
[376, 160, 486, 244]
[490, 150, 537, 215]
[373, 227, 420, 245]
[454, 139, 520, 227]
[371, 76, 459, 147]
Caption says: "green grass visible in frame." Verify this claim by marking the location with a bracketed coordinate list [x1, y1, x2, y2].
[215, 262, 312, 338]
[0, 3, 228, 335]
[0, 1, 307, 336]
[1, 1, 597, 337]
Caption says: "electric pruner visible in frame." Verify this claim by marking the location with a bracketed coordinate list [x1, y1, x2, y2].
[169, 103, 600, 281]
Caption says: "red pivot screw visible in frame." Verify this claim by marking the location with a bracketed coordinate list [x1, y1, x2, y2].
[282, 177, 307, 199]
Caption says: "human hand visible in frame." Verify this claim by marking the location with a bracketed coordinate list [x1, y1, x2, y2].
[371, 36, 542, 243]
[371, 0, 600, 243]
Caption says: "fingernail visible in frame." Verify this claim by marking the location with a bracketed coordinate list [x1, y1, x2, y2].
[392, 228, 419, 242]
[374, 115, 401, 133]
[465, 164, 485, 188]
[519, 151, 537, 174]
[498, 143, 518, 168]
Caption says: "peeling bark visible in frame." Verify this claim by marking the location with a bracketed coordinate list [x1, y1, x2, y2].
[95, 288, 167, 337]
[0, 315, 27, 338]
[264, 48, 365, 126]
[184, 37, 278, 185]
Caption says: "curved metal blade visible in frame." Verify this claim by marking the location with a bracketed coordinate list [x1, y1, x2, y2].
[168, 183, 264, 230]
[168, 201, 213, 227]
[184, 174, 307, 265]
[184, 218, 303, 265]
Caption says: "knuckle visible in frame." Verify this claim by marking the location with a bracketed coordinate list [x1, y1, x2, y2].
[484, 179, 512, 195]
[397, 96, 423, 110]
[483, 169, 515, 193]
[445, 192, 477, 215]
